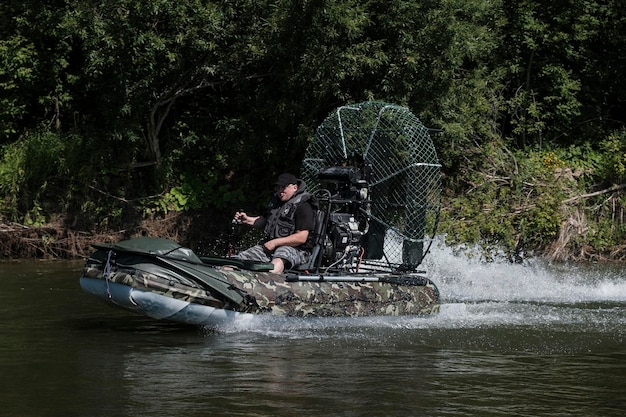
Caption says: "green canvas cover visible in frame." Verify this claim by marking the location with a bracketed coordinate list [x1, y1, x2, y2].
[91, 237, 247, 305]
[93, 236, 202, 263]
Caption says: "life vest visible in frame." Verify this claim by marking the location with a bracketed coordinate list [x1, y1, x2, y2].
[263, 182, 317, 241]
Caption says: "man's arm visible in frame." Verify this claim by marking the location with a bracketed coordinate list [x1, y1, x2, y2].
[263, 230, 310, 251]
[234, 211, 266, 228]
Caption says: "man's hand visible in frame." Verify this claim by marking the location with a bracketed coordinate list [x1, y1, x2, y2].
[233, 211, 246, 224]
[263, 239, 278, 252]
[234, 211, 260, 226]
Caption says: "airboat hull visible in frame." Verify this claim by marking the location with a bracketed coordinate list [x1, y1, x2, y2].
[78, 237, 440, 328]
[79, 277, 245, 326]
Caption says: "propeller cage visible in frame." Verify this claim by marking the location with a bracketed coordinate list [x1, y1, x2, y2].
[301, 102, 442, 273]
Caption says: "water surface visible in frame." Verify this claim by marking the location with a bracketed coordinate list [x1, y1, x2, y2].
[1, 247, 625, 416]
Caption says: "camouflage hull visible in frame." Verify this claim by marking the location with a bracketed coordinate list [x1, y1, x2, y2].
[79, 237, 440, 328]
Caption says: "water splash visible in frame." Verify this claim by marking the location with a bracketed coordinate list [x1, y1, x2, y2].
[423, 241, 626, 304]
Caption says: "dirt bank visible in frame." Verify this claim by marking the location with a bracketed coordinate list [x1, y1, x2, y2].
[2, 211, 625, 263]
[0, 211, 232, 259]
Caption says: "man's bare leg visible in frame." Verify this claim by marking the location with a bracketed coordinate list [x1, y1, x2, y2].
[271, 258, 285, 273]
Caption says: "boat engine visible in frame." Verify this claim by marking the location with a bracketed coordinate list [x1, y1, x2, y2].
[317, 166, 368, 201]
[328, 213, 362, 249]
[317, 166, 370, 267]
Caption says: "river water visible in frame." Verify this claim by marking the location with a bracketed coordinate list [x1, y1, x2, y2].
[1, 245, 625, 417]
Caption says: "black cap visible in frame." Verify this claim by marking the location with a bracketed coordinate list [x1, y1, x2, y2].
[274, 173, 298, 187]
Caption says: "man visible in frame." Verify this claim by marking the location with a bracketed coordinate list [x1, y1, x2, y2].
[233, 173, 316, 273]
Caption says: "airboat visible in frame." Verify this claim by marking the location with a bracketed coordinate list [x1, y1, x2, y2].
[79, 101, 443, 328]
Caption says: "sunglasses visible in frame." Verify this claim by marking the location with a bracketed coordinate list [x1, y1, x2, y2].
[274, 183, 295, 192]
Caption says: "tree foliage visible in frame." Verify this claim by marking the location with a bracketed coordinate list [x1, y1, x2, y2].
[1, 0, 625, 259]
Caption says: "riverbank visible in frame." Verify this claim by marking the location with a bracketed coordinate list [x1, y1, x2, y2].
[0, 211, 227, 259]
[2, 210, 626, 264]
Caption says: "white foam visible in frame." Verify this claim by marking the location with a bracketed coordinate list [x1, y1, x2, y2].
[423, 240, 626, 304]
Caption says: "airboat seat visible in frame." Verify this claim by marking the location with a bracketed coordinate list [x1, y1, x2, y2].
[296, 245, 321, 272]
[295, 209, 327, 272]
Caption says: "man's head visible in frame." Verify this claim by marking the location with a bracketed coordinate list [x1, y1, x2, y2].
[274, 173, 298, 201]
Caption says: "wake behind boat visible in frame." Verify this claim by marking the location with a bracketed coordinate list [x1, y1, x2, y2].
[79, 101, 443, 327]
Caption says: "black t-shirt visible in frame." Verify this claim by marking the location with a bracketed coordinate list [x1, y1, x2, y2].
[294, 201, 315, 232]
